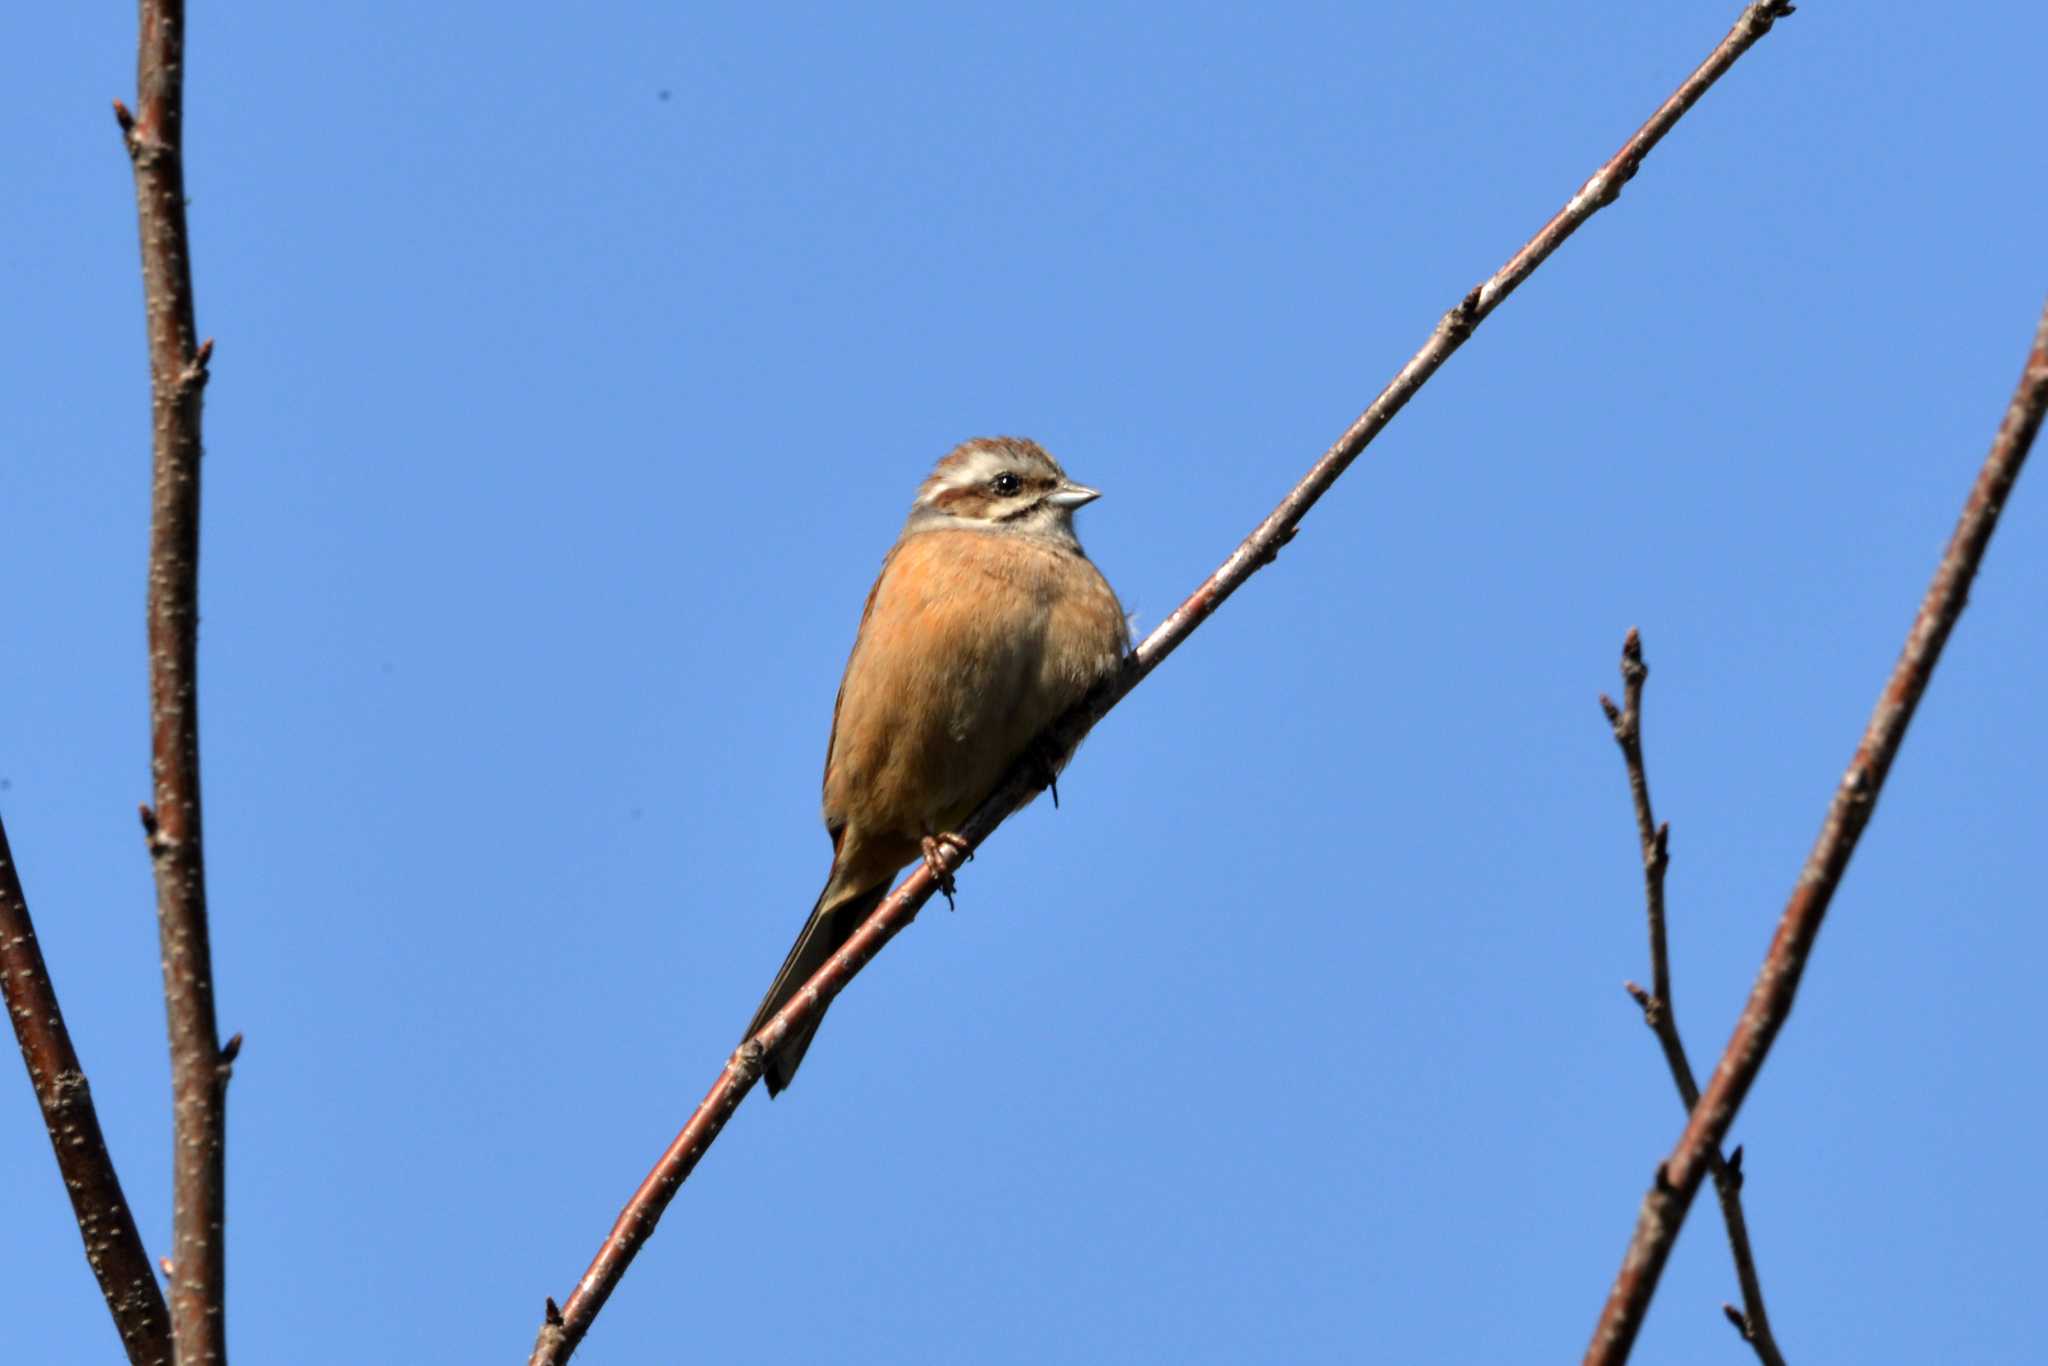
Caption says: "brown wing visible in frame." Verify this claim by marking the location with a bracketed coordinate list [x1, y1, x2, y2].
[820, 542, 902, 847]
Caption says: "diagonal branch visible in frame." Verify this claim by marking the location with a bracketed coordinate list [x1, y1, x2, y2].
[529, 4, 1801, 1360]
[1, 814, 174, 1365]
[1583, 296, 2048, 1362]
[1600, 632, 1785, 1366]
[117, 2, 232, 1361]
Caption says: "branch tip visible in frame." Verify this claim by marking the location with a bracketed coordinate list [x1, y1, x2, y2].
[1598, 693, 1622, 727]
[112, 99, 135, 134]
[220, 1033, 243, 1065]
[1723, 1303, 1749, 1333]
[545, 1297, 564, 1327]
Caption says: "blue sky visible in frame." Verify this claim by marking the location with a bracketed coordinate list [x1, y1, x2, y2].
[6, 4, 2045, 1362]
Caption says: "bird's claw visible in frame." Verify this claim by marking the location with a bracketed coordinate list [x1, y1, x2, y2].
[921, 832, 972, 909]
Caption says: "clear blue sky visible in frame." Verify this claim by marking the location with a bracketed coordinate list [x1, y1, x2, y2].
[7, 5, 2044, 1362]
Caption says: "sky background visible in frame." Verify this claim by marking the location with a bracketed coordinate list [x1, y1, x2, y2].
[5, 4, 2045, 1363]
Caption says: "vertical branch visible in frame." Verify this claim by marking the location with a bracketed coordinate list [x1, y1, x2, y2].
[1, 815, 174, 1365]
[1585, 296, 2048, 1362]
[116, 2, 230, 1361]
[1599, 633, 1784, 1365]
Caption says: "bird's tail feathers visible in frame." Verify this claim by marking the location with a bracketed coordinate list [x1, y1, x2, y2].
[743, 878, 888, 1096]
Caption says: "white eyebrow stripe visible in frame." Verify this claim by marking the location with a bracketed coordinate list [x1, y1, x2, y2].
[913, 438, 1066, 510]
[919, 447, 1002, 502]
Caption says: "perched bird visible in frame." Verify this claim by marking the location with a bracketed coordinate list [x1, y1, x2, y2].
[744, 437, 1129, 1095]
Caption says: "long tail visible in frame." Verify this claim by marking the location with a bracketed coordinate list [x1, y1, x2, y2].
[743, 880, 888, 1096]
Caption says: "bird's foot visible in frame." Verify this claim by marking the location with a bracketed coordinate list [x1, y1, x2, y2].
[921, 832, 973, 909]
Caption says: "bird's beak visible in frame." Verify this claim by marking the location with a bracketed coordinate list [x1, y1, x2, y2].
[1046, 481, 1101, 510]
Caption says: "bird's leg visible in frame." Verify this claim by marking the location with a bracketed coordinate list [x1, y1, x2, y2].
[1028, 737, 1065, 808]
[921, 832, 973, 909]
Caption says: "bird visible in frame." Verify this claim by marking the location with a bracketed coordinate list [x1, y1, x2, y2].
[743, 436, 1129, 1095]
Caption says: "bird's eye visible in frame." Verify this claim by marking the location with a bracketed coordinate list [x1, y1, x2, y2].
[990, 472, 1022, 496]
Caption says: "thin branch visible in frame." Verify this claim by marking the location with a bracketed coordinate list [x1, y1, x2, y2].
[1601, 632, 1784, 1366]
[1, 814, 174, 1365]
[120, 1, 230, 1361]
[1583, 296, 2048, 1362]
[529, 5, 1800, 1360]
[1600, 631, 1670, 1006]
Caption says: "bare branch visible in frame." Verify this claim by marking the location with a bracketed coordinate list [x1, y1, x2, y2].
[529, 4, 1801, 1360]
[121, 2, 230, 1361]
[1583, 296, 2048, 1362]
[1, 815, 173, 1365]
[1602, 633, 1784, 1365]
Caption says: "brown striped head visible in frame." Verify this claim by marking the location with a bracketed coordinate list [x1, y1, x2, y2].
[904, 436, 1101, 548]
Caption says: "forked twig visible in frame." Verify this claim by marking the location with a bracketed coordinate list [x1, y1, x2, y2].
[1584, 297, 2048, 1361]
[530, 5, 1801, 1360]
[1600, 631, 1785, 1365]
